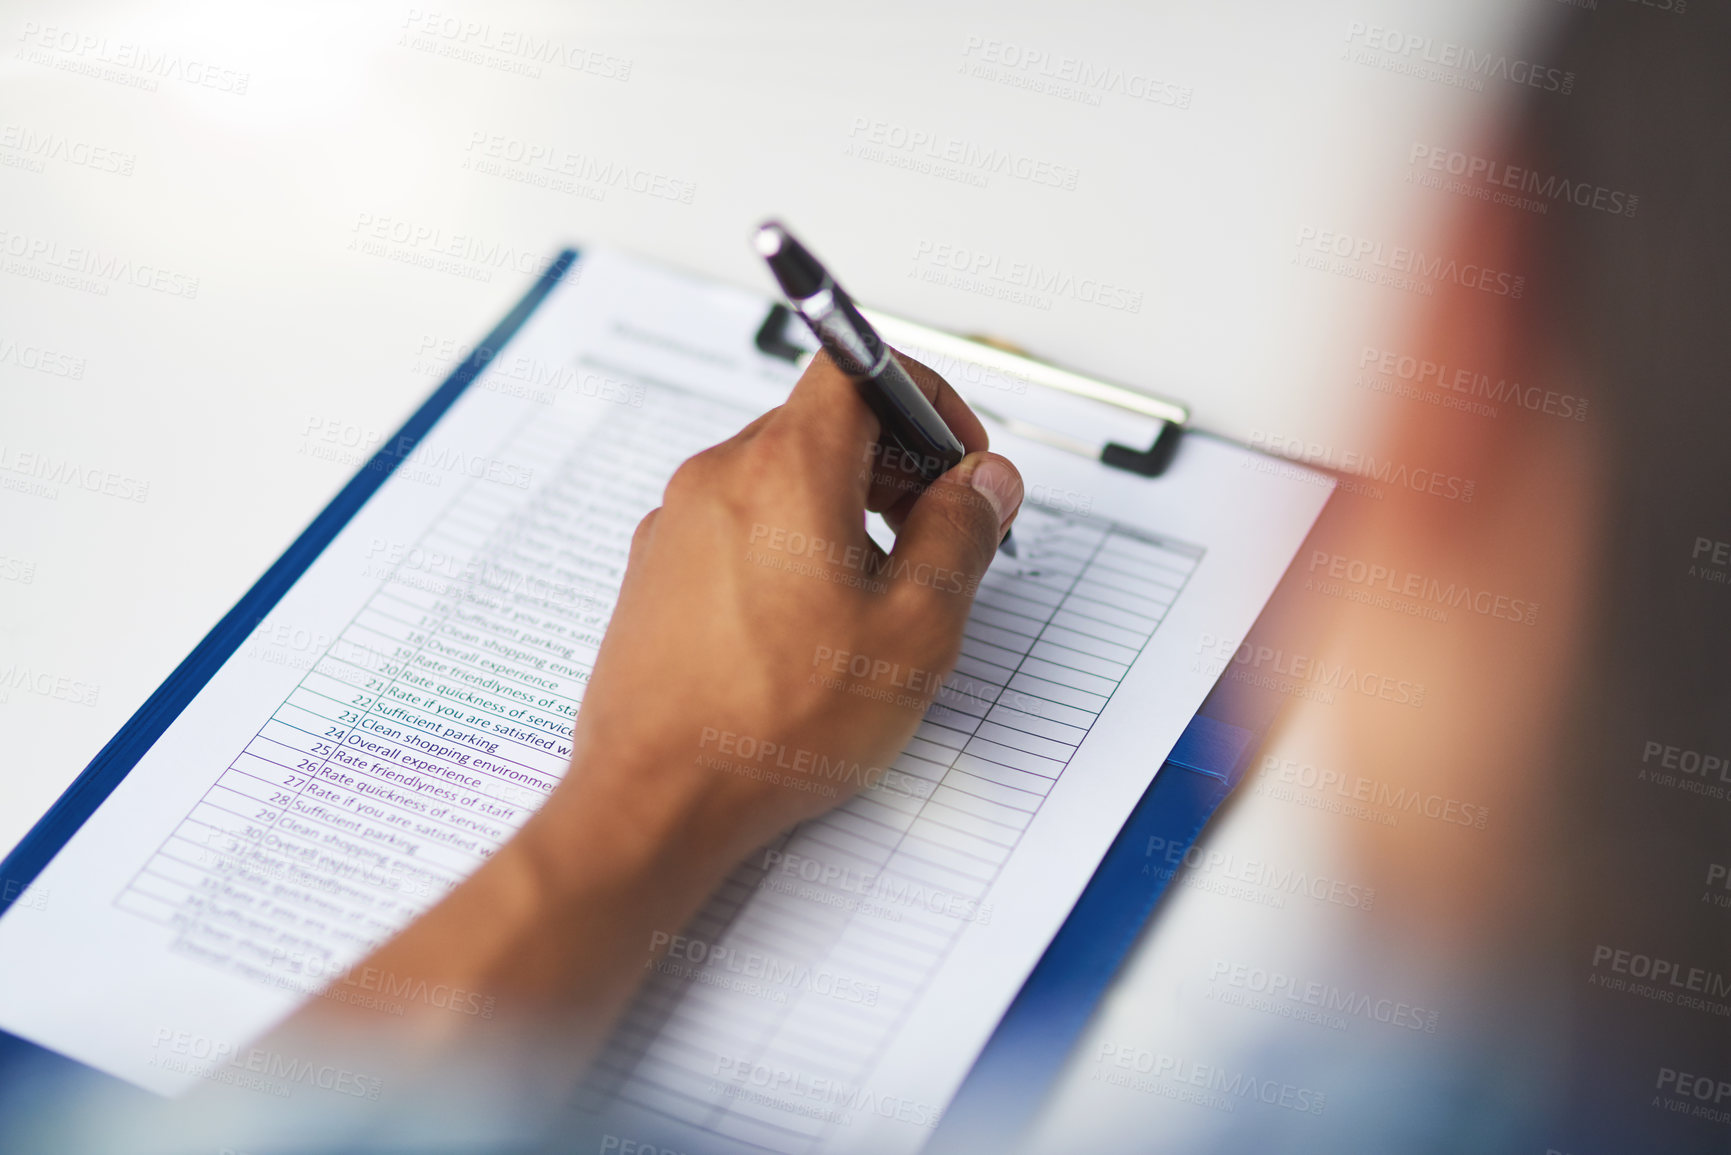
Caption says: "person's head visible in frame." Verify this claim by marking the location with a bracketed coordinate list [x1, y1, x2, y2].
[1301, 6, 1731, 1148]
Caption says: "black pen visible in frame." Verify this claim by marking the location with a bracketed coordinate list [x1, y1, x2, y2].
[754, 222, 1017, 557]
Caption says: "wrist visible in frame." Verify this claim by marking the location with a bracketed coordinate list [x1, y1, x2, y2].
[515, 747, 741, 926]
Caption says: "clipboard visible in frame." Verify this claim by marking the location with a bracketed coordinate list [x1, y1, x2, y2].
[0, 247, 1308, 1148]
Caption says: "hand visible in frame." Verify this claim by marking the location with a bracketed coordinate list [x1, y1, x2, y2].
[541, 349, 1024, 879]
[271, 350, 1020, 1122]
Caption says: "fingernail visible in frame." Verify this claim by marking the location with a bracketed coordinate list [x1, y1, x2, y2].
[968, 456, 1023, 533]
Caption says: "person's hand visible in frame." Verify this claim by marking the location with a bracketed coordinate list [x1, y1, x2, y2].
[540, 349, 1023, 881]
[274, 350, 1020, 1106]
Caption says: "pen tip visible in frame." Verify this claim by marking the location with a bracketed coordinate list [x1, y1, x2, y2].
[999, 531, 1019, 558]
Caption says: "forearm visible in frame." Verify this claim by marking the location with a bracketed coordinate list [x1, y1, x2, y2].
[275, 758, 739, 1091]
[198, 351, 1018, 1148]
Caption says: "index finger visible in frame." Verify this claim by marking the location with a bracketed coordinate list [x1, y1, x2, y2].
[766, 349, 883, 462]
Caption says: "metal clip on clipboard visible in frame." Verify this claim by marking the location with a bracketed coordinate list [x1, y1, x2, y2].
[754, 303, 1191, 477]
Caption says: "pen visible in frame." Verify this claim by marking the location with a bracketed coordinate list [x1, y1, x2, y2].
[754, 221, 1017, 557]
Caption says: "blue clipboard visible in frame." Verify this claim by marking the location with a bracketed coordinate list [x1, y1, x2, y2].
[0, 248, 1298, 1147]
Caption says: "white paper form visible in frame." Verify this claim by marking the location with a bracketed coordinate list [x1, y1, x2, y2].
[0, 248, 1331, 1151]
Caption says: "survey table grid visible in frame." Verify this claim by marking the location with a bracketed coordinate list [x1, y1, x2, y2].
[111, 387, 735, 991]
[586, 510, 1203, 1154]
[97, 367, 1206, 1154]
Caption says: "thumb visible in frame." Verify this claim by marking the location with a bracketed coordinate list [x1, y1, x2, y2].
[885, 452, 1023, 613]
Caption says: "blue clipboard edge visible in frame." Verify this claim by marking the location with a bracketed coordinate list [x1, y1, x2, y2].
[0, 249, 579, 1094]
[0, 249, 580, 914]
